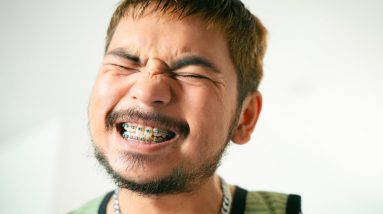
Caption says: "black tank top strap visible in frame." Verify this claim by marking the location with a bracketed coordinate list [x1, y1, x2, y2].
[230, 185, 248, 214]
[286, 194, 302, 214]
[98, 190, 114, 214]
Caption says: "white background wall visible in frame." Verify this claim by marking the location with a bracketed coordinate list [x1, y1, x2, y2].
[0, 0, 382, 213]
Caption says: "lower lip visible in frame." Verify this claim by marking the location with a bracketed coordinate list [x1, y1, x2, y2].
[111, 129, 179, 154]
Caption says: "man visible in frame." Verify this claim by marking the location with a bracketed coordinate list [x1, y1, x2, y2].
[73, 0, 301, 213]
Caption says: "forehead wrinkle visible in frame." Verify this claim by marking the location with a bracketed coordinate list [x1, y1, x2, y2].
[137, 43, 193, 68]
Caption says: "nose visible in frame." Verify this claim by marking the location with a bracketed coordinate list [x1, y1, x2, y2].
[129, 60, 172, 107]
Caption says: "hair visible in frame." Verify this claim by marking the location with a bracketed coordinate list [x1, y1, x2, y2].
[104, 0, 267, 105]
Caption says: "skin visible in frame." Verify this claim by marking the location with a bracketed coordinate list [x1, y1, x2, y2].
[88, 9, 262, 214]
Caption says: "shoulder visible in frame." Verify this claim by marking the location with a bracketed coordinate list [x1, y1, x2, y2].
[69, 192, 111, 214]
[245, 191, 301, 214]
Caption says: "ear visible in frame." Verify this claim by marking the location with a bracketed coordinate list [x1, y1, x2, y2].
[231, 91, 262, 145]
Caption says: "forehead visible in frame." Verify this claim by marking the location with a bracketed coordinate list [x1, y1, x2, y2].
[107, 12, 235, 71]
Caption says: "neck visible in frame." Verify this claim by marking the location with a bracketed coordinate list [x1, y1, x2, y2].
[107, 175, 223, 214]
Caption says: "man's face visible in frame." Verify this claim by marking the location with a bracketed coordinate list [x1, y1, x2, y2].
[88, 12, 239, 194]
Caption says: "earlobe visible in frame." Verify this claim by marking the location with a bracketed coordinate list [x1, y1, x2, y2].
[231, 91, 262, 145]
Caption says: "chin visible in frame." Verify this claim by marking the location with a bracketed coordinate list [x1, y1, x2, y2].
[95, 144, 222, 196]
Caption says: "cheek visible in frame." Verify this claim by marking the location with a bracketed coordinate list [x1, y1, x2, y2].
[179, 87, 233, 153]
[183, 84, 235, 125]
[88, 75, 128, 134]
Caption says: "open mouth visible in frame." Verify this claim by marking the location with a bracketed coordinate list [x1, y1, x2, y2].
[117, 122, 176, 144]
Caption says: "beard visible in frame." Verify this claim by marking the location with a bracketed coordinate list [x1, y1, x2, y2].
[94, 142, 226, 196]
[91, 107, 241, 196]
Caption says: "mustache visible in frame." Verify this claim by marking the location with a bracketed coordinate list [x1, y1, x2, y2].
[106, 107, 190, 139]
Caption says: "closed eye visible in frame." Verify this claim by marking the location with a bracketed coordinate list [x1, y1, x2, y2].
[176, 73, 208, 79]
[109, 63, 138, 72]
[173, 73, 223, 86]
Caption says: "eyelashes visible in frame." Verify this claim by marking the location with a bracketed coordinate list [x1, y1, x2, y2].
[109, 64, 208, 79]
[172, 73, 223, 86]
[173, 73, 207, 79]
[110, 64, 134, 70]
[106, 63, 220, 85]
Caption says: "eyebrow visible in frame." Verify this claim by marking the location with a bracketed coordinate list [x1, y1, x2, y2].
[170, 55, 221, 73]
[105, 48, 141, 64]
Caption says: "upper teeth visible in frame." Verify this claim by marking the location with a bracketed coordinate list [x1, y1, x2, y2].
[136, 125, 143, 134]
[121, 123, 172, 143]
[144, 127, 152, 136]
[129, 124, 136, 133]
